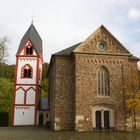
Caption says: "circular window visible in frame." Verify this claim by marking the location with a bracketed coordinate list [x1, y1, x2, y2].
[97, 42, 106, 50]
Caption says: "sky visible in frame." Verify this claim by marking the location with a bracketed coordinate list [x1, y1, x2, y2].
[1, 0, 140, 64]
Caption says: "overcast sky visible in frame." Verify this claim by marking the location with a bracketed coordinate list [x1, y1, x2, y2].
[1, 0, 140, 64]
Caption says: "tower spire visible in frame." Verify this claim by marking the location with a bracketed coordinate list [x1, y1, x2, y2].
[31, 15, 34, 25]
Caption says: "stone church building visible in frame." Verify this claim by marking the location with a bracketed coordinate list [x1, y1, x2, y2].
[48, 25, 139, 131]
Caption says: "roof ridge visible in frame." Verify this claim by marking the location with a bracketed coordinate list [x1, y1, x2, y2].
[54, 42, 82, 56]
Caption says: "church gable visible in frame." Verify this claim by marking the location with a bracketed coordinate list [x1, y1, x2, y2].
[16, 24, 42, 58]
[74, 25, 130, 55]
[18, 40, 37, 56]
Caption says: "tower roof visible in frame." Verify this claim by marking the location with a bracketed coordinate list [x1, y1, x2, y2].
[17, 24, 42, 55]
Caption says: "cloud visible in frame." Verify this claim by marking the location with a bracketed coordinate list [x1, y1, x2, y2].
[127, 8, 140, 19]
[128, 42, 140, 57]
[0, 0, 140, 64]
[135, 28, 140, 33]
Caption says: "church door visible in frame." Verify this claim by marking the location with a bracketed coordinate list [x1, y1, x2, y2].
[104, 111, 110, 130]
[95, 111, 102, 130]
[39, 114, 44, 126]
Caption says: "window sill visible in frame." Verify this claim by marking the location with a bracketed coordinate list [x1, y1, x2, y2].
[21, 77, 32, 79]
[96, 95, 111, 98]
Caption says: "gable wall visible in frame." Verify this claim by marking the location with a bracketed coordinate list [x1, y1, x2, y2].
[19, 48, 37, 56]
[75, 27, 130, 55]
[74, 53, 138, 131]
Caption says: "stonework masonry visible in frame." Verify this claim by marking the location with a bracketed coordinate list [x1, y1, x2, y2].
[48, 25, 139, 131]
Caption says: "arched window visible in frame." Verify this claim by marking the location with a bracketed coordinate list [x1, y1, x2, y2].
[26, 45, 33, 55]
[97, 67, 109, 96]
[21, 64, 33, 78]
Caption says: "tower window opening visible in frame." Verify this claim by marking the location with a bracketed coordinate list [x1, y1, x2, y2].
[26, 45, 33, 55]
[21, 64, 33, 78]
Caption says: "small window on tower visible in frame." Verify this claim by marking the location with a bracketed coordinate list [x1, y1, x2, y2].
[21, 64, 33, 78]
[26, 45, 33, 55]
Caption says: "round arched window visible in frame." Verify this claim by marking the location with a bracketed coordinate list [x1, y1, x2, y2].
[21, 64, 33, 78]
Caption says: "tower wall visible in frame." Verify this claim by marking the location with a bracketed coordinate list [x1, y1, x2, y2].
[16, 57, 37, 84]
[12, 24, 43, 126]
[13, 106, 35, 125]
[12, 57, 39, 126]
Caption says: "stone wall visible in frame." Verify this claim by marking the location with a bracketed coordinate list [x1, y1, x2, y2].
[75, 26, 129, 54]
[48, 58, 56, 129]
[54, 56, 75, 130]
[48, 53, 138, 131]
[74, 53, 136, 131]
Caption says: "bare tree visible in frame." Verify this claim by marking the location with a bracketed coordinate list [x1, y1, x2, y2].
[0, 37, 9, 64]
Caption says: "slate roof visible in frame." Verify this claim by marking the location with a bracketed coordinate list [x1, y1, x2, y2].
[17, 24, 42, 55]
[39, 98, 49, 110]
[53, 41, 139, 61]
[54, 42, 82, 56]
[128, 55, 140, 61]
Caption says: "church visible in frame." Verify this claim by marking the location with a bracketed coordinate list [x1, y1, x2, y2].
[48, 25, 139, 131]
[12, 24, 139, 131]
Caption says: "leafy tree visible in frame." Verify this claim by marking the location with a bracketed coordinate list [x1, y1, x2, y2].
[0, 78, 13, 125]
[41, 79, 48, 98]
[42, 62, 49, 79]
[0, 64, 15, 79]
[125, 91, 140, 131]
[126, 90, 140, 109]
[41, 63, 49, 98]
[124, 70, 140, 130]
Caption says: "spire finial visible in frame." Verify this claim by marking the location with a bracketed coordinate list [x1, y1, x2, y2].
[31, 15, 34, 25]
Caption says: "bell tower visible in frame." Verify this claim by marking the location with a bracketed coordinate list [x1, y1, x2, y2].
[12, 24, 43, 126]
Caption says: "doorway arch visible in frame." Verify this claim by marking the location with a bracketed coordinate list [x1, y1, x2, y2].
[38, 113, 44, 126]
[92, 105, 115, 130]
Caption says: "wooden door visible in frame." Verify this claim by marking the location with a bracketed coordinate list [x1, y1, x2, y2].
[95, 111, 102, 130]
[104, 111, 110, 130]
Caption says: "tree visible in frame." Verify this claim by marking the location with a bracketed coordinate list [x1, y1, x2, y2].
[41, 79, 48, 98]
[0, 64, 15, 79]
[125, 89, 140, 130]
[124, 70, 140, 131]
[41, 63, 49, 98]
[0, 36, 9, 64]
[0, 78, 13, 125]
[42, 62, 49, 79]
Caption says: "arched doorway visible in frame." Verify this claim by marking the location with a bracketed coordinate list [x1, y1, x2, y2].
[92, 105, 114, 130]
[38, 113, 44, 126]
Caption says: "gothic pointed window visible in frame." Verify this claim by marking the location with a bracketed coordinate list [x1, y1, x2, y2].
[21, 64, 33, 78]
[97, 66, 109, 96]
